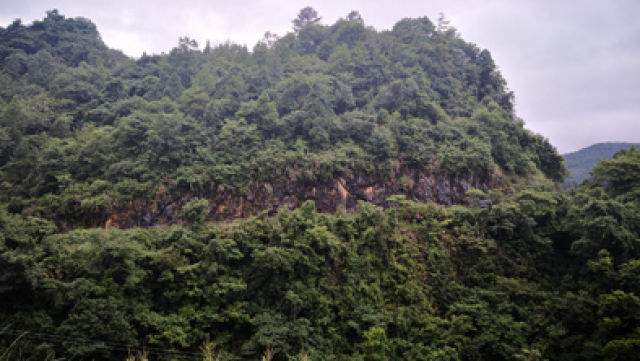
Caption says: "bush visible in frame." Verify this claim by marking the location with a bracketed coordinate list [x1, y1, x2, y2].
[181, 198, 209, 224]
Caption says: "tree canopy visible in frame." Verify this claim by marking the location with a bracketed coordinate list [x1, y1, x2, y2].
[0, 147, 638, 360]
[0, 9, 566, 229]
[5, 9, 634, 361]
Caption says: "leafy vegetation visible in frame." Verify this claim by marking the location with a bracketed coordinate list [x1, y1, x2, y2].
[1, 147, 639, 360]
[0, 9, 564, 229]
[563, 142, 640, 188]
[4, 8, 636, 361]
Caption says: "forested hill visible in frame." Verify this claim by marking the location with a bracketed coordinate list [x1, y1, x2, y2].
[563, 142, 640, 187]
[3, 9, 640, 361]
[0, 9, 564, 229]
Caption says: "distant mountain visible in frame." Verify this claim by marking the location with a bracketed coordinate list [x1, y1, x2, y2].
[563, 142, 640, 187]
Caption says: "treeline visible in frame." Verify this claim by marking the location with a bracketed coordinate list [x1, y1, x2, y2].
[0, 9, 564, 228]
[1, 146, 639, 361]
[563, 142, 640, 187]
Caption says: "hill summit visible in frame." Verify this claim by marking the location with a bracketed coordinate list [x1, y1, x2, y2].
[0, 9, 564, 229]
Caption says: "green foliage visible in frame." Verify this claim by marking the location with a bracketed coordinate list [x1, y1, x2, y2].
[181, 198, 210, 224]
[592, 146, 640, 196]
[563, 142, 640, 187]
[7, 8, 633, 361]
[0, 8, 566, 227]
[0, 148, 639, 360]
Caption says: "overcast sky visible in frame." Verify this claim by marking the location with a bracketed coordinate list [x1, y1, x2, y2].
[1, 0, 639, 153]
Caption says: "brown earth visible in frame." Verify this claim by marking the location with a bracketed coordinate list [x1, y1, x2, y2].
[103, 165, 503, 229]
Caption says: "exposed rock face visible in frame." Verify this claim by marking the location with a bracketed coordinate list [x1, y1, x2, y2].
[104, 166, 502, 229]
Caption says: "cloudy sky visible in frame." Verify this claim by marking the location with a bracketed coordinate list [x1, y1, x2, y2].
[1, 0, 639, 153]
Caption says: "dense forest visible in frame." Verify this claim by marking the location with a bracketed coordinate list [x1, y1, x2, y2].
[0, 9, 565, 229]
[2, 8, 639, 361]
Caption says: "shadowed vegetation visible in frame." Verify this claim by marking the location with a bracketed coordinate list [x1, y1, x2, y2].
[3, 8, 636, 361]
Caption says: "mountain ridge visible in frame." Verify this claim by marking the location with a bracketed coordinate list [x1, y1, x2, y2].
[563, 141, 640, 186]
[0, 9, 564, 230]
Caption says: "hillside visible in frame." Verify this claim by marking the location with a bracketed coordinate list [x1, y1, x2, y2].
[2, 144, 640, 361]
[563, 142, 640, 187]
[5, 9, 640, 361]
[0, 9, 564, 230]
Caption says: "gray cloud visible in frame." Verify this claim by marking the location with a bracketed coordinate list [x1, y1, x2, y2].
[1, 0, 639, 153]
